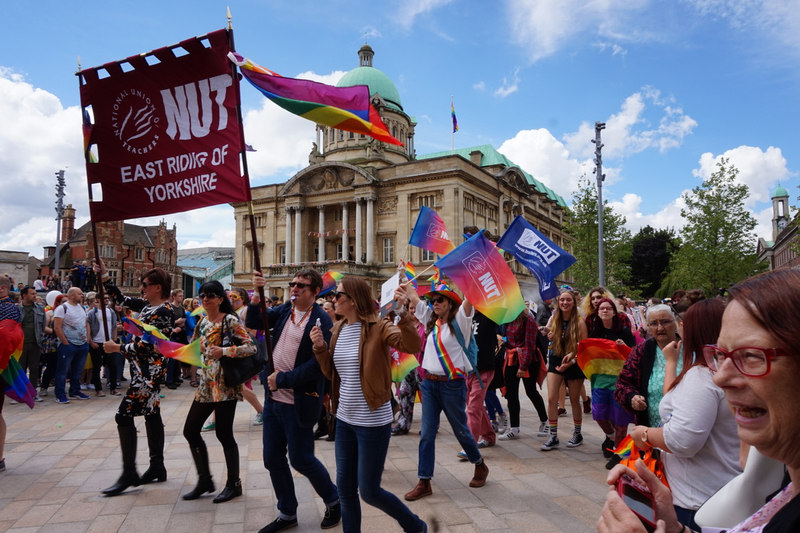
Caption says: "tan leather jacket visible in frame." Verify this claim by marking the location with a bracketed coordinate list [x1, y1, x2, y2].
[314, 313, 421, 412]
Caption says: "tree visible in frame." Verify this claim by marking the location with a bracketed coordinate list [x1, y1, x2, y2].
[563, 176, 632, 295]
[665, 158, 765, 295]
[626, 226, 679, 298]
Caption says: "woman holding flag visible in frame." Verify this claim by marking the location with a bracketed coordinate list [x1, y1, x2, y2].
[402, 283, 490, 502]
[98, 260, 175, 497]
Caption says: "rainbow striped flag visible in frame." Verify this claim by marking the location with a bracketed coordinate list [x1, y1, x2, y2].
[229, 52, 402, 146]
[191, 306, 206, 317]
[403, 262, 418, 286]
[409, 207, 456, 256]
[320, 271, 344, 297]
[435, 231, 525, 324]
[121, 317, 207, 368]
[613, 434, 635, 459]
[576, 338, 631, 390]
[0, 319, 36, 408]
[451, 99, 458, 133]
[391, 350, 420, 382]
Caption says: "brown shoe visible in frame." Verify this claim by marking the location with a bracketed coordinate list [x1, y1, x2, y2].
[469, 460, 489, 488]
[404, 479, 432, 501]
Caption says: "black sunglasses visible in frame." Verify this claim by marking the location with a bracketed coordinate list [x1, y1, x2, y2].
[198, 293, 221, 300]
[334, 291, 349, 300]
[288, 281, 310, 289]
[431, 296, 447, 304]
[141, 280, 155, 288]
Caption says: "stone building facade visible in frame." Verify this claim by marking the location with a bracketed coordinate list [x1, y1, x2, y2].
[757, 186, 800, 270]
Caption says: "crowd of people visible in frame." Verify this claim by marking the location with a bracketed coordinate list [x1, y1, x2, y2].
[4, 263, 800, 532]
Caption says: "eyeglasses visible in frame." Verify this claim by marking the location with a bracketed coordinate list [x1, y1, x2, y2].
[198, 293, 220, 300]
[598, 306, 615, 312]
[334, 291, 349, 301]
[703, 344, 786, 377]
[648, 319, 674, 328]
[431, 296, 447, 304]
[288, 282, 310, 289]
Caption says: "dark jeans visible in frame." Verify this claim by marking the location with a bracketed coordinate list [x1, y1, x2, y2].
[262, 397, 338, 519]
[89, 345, 105, 392]
[484, 389, 503, 420]
[419, 378, 481, 479]
[19, 342, 41, 388]
[674, 505, 700, 532]
[504, 364, 547, 426]
[55, 342, 89, 398]
[165, 358, 180, 385]
[335, 419, 424, 533]
[103, 352, 122, 391]
[40, 351, 56, 389]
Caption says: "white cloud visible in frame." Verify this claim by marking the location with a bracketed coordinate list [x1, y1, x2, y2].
[593, 42, 628, 56]
[609, 192, 688, 233]
[473, 81, 486, 92]
[395, 0, 455, 29]
[494, 68, 521, 98]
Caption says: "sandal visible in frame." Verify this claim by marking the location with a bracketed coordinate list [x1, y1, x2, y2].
[191, 380, 199, 387]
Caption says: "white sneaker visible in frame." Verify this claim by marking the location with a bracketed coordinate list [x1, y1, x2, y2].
[34, 394, 43, 403]
[499, 428, 519, 440]
[498, 413, 510, 434]
[537, 422, 549, 437]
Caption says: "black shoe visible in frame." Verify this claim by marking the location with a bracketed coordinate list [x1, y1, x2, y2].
[602, 437, 614, 458]
[140, 463, 167, 484]
[182, 476, 215, 500]
[313, 426, 328, 440]
[102, 470, 141, 497]
[258, 517, 298, 533]
[166, 383, 178, 390]
[320, 502, 341, 529]
[213, 479, 242, 503]
[606, 454, 622, 470]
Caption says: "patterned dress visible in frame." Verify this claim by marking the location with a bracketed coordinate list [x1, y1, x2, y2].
[192, 313, 256, 403]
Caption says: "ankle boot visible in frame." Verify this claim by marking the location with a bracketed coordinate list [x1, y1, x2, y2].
[213, 446, 242, 503]
[140, 415, 167, 484]
[404, 478, 432, 501]
[102, 424, 141, 496]
[469, 459, 489, 488]
[182, 445, 215, 500]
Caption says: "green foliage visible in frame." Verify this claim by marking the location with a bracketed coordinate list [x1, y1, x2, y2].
[665, 158, 766, 295]
[626, 226, 679, 298]
[564, 176, 632, 295]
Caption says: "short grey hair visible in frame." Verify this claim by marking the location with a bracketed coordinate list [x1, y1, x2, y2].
[646, 303, 675, 322]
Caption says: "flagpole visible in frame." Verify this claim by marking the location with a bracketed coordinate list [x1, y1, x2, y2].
[227, 13, 274, 376]
[450, 95, 454, 152]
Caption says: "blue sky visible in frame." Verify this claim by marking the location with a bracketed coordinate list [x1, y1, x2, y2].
[1, 0, 797, 258]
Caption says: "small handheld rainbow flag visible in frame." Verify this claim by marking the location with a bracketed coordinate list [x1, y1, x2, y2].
[403, 262, 418, 287]
[191, 306, 206, 317]
[613, 434, 635, 459]
[121, 317, 207, 368]
[391, 351, 420, 382]
[320, 271, 344, 297]
[576, 338, 631, 390]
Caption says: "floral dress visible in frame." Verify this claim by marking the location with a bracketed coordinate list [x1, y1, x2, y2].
[192, 313, 256, 403]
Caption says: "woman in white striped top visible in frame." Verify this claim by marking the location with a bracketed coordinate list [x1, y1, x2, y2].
[311, 276, 428, 533]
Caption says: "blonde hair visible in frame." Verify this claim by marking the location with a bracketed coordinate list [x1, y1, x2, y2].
[552, 289, 581, 356]
[579, 285, 617, 318]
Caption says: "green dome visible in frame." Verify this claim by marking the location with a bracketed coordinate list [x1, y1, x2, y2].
[336, 45, 403, 112]
[773, 185, 789, 198]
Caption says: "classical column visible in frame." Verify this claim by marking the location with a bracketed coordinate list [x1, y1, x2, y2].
[355, 199, 362, 263]
[294, 207, 303, 264]
[284, 206, 292, 265]
[318, 206, 325, 263]
[366, 196, 375, 263]
[341, 202, 349, 261]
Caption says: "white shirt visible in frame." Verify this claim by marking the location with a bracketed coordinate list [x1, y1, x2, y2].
[54, 301, 88, 344]
[414, 300, 475, 376]
[660, 365, 742, 509]
[89, 307, 117, 343]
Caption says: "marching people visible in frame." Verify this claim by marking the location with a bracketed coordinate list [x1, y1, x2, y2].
[311, 276, 429, 533]
[98, 260, 174, 496]
[182, 281, 256, 503]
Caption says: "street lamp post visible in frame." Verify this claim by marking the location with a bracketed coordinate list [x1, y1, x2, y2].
[54, 170, 66, 283]
[592, 122, 606, 287]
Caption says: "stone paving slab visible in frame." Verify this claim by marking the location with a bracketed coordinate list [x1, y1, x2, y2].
[1, 382, 611, 532]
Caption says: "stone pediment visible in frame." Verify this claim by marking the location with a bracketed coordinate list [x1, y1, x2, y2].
[497, 167, 532, 195]
[279, 162, 377, 196]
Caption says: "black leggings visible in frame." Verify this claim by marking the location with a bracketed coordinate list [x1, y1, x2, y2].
[504, 364, 547, 427]
[115, 411, 162, 428]
[183, 399, 238, 449]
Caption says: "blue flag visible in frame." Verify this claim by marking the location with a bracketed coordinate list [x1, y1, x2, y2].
[496, 216, 576, 301]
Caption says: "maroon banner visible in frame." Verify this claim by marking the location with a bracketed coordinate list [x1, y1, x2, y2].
[79, 29, 250, 222]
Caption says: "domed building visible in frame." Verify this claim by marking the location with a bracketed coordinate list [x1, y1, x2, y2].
[757, 185, 799, 270]
[231, 45, 570, 301]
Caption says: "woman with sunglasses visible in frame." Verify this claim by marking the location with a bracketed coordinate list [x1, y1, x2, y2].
[182, 281, 256, 503]
[310, 277, 428, 533]
[599, 269, 800, 533]
[401, 284, 489, 502]
[98, 260, 175, 497]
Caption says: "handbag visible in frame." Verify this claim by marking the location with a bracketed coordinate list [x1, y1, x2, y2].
[219, 316, 266, 387]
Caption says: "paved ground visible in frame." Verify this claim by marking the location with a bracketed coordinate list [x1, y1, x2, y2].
[0, 382, 611, 533]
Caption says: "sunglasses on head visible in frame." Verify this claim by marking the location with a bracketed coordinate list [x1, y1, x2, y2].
[288, 281, 310, 289]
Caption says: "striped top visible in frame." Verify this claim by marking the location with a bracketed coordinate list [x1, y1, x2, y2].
[333, 322, 392, 427]
[271, 310, 309, 405]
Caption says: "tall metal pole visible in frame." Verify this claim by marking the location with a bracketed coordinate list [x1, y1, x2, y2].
[592, 122, 606, 287]
[54, 170, 66, 283]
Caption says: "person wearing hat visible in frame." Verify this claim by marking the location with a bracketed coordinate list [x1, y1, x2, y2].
[402, 284, 489, 501]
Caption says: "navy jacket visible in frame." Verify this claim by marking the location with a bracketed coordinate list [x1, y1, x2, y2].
[247, 301, 332, 427]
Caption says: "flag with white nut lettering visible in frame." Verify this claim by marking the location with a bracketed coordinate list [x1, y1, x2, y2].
[78, 28, 250, 222]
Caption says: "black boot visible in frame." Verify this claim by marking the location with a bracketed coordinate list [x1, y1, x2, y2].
[102, 424, 141, 496]
[182, 445, 215, 500]
[313, 411, 329, 440]
[213, 446, 242, 503]
[140, 415, 167, 484]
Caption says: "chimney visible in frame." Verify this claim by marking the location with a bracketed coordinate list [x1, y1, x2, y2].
[62, 204, 76, 241]
[469, 150, 483, 166]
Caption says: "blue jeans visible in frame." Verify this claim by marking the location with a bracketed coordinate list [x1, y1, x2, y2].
[55, 342, 89, 398]
[484, 389, 503, 420]
[419, 378, 482, 479]
[335, 419, 424, 533]
[262, 397, 338, 519]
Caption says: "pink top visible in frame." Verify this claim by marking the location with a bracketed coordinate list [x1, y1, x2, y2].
[727, 483, 795, 533]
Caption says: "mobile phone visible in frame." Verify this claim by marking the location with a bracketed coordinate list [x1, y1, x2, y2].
[615, 475, 657, 532]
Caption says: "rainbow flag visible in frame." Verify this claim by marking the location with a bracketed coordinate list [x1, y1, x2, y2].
[391, 350, 420, 382]
[409, 206, 456, 256]
[576, 338, 631, 390]
[229, 52, 402, 146]
[191, 306, 206, 317]
[121, 317, 207, 368]
[451, 99, 458, 133]
[403, 262, 418, 287]
[0, 319, 36, 408]
[613, 434, 635, 459]
[320, 271, 344, 297]
[434, 231, 525, 324]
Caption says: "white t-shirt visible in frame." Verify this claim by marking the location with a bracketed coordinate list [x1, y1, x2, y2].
[54, 301, 88, 344]
[414, 300, 475, 376]
[89, 307, 117, 343]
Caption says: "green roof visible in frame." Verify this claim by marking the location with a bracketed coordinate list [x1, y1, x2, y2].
[773, 185, 789, 198]
[418, 145, 567, 207]
[336, 66, 403, 112]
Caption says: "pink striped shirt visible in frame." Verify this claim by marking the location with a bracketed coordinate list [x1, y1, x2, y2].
[270, 314, 308, 405]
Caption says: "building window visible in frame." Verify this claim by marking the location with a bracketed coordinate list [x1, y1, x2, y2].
[125, 270, 135, 287]
[108, 270, 118, 285]
[103, 245, 115, 258]
[417, 195, 435, 209]
[348, 131, 354, 139]
[279, 245, 285, 264]
[382, 237, 394, 263]
[336, 244, 343, 260]
[422, 249, 434, 262]
[476, 201, 485, 216]
[334, 209, 343, 222]
[134, 247, 143, 261]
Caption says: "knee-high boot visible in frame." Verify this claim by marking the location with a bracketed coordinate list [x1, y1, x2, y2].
[212, 446, 242, 503]
[102, 424, 141, 496]
[182, 444, 215, 500]
[140, 414, 167, 484]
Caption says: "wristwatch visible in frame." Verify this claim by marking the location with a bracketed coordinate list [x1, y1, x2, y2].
[641, 428, 649, 445]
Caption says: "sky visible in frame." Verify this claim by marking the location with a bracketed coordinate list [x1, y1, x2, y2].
[1, 0, 798, 260]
